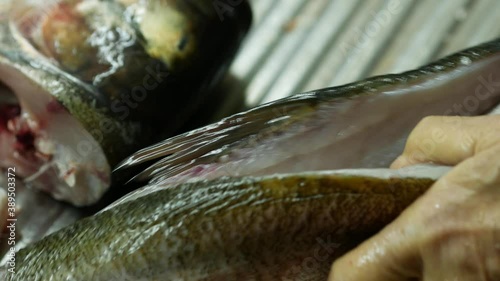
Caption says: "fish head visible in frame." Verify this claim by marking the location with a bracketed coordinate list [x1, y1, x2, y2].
[0, 0, 252, 206]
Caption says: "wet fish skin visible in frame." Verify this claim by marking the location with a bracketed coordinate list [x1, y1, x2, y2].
[4, 169, 436, 281]
[114, 37, 500, 189]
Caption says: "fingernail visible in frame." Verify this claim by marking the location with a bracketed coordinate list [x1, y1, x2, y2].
[390, 156, 408, 169]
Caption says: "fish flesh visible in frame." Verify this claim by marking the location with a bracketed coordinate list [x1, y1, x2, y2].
[4, 37, 500, 279]
[3, 165, 446, 280]
[0, 0, 252, 206]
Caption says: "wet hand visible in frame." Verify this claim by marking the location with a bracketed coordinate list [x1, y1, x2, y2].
[329, 115, 500, 280]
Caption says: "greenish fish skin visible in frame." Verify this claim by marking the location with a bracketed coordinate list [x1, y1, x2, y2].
[4, 172, 434, 280]
[114, 37, 500, 188]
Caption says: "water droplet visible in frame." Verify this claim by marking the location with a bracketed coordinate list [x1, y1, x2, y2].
[460, 56, 472, 66]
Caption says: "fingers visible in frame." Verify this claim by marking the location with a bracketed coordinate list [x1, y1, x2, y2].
[329, 144, 500, 281]
[434, 142, 500, 194]
[421, 230, 500, 281]
[390, 115, 500, 169]
[330, 115, 500, 281]
[327, 227, 420, 281]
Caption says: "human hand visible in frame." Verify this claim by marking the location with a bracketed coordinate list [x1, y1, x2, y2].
[329, 115, 500, 280]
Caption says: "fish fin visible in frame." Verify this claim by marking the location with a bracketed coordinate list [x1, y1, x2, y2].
[113, 92, 325, 183]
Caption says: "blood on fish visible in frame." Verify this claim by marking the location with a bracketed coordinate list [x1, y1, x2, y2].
[0, 105, 20, 131]
[46, 99, 65, 113]
[16, 13, 43, 40]
[94, 169, 110, 183]
[15, 130, 36, 151]
[62, 167, 76, 180]
[50, 3, 76, 23]
[0, 104, 36, 152]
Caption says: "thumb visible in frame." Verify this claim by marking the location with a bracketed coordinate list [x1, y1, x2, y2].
[330, 138, 500, 281]
[327, 217, 420, 281]
[390, 115, 500, 169]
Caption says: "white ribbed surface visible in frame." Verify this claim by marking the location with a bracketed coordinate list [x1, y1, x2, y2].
[229, 0, 500, 107]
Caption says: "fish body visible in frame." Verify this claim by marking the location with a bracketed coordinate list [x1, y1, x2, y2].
[0, 0, 252, 205]
[5, 166, 443, 280]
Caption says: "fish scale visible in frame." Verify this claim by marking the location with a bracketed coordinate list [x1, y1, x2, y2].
[5, 172, 435, 280]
